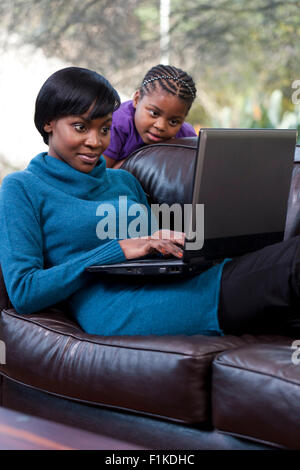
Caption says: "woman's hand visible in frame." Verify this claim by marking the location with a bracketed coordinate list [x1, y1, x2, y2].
[118, 230, 185, 260]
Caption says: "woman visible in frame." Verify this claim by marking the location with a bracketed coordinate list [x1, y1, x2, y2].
[0, 66, 299, 336]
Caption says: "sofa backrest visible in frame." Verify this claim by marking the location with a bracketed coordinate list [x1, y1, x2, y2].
[121, 137, 197, 207]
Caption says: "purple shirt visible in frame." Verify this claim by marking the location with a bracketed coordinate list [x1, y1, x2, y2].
[104, 100, 197, 161]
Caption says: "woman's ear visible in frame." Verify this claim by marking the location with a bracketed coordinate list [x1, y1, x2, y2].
[132, 90, 141, 109]
[43, 121, 54, 134]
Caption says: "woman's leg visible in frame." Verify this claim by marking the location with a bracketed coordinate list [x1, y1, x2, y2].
[218, 235, 300, 335]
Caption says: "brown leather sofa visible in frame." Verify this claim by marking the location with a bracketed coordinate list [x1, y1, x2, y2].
[0, 137, 300, 450]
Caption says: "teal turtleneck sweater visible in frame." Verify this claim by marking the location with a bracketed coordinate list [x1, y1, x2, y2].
[0, 153, 227, 336]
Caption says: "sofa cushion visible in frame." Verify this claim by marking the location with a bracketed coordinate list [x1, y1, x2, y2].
[0, 308, 288, 424]
[212, 341, 300, 449]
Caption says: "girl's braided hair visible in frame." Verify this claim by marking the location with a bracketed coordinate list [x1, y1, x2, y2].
[139, 64, 197, 110]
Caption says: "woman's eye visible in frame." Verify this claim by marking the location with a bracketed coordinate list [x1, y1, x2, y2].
[73, 123, 86, 132]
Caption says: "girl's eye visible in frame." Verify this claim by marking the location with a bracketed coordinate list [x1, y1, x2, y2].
[169, 119, 180, 127]
[73, 123, 86, 133]
[149, 110, 159, 117]
[101, 127, 111, 135]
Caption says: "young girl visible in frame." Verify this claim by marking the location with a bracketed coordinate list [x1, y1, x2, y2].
[104, 64, 197, 168]
[1, 66, 300, 338]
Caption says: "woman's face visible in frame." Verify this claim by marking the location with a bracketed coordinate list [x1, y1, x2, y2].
[44, 110, 112, 173]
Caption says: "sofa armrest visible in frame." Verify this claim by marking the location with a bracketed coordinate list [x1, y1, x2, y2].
[212, 341, 300, 449]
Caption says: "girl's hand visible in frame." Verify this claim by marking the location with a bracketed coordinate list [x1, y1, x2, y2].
[118, 230, 185, 260]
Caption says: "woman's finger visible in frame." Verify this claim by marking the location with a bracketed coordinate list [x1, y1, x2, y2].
[150, 240, 184, 258]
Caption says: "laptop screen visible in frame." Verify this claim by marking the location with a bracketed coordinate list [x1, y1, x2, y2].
[184, 128, 297, 257]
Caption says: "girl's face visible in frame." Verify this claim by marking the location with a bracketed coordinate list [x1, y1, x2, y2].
[133, 89, 189, 144]
[44, 110, 112, 173]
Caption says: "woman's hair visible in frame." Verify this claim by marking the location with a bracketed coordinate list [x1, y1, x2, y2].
[139, 64, 197, 111]
[35, 67, 121, 144]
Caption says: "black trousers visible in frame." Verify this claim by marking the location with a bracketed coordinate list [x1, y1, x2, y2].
[218, 235, 300, 335]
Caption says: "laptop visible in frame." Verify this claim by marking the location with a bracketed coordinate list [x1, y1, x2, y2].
[86, 128, 297, 276]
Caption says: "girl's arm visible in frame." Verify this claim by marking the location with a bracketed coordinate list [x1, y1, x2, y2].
[0, 177, 126, 314]
[103, 155, 125, 169]
[103, 155, 117, 168]
[104, 117, 129, 164]
[111, 159, 126, 169]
